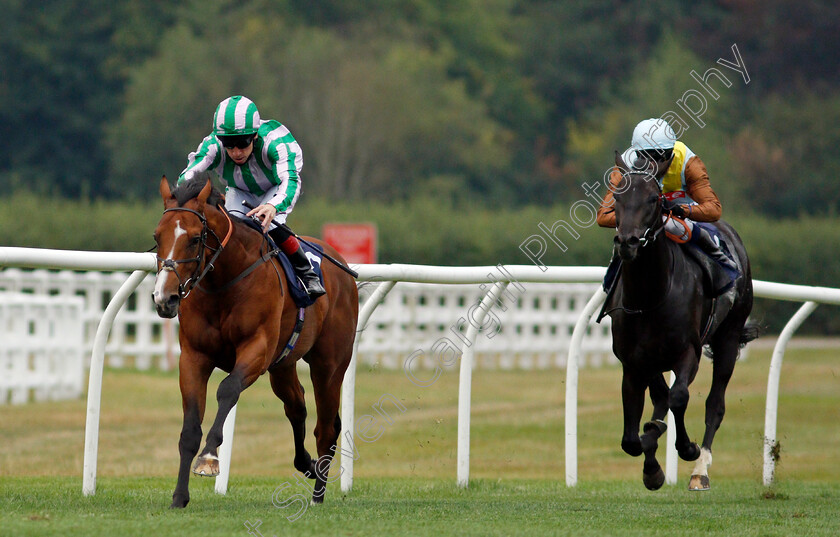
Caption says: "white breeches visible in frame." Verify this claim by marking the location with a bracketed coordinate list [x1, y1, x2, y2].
[224, 185, 290, 229]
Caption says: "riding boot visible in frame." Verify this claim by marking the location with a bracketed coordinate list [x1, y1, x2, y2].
[287, 246, 326, 299]
[690, 226, 739, 274]
[268, 227, 326, 300]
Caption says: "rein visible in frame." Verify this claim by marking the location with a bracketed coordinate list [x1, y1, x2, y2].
[196, 246, 281, 294]
[604, 169, 671, 315]
[155, 205, 233, 298]
[602, 247, 676, 316]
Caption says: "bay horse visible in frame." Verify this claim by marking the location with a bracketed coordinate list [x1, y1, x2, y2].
[603, 153, 758, 491]
[152, 177, 358, 508]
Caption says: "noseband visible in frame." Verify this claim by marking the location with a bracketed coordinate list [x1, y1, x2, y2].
[156, 206, 233, 299]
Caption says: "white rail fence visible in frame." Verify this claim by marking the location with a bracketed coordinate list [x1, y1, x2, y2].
[0, 247, 837, 498]
[0, 293, 85, 404]
[0, 268, 613, 371]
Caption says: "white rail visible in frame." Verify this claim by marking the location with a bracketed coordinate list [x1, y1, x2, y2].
[0, 247, 835, 495]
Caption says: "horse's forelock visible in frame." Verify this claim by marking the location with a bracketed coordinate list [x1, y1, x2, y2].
[171, 180, 223, 207]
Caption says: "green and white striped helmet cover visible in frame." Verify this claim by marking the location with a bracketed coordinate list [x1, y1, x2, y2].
[213, 96, 261, 136]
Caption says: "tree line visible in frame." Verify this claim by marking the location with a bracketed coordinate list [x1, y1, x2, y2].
[2, 0, 839, 217]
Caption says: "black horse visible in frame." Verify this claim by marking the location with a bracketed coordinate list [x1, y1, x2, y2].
[603, 152, 759, 491]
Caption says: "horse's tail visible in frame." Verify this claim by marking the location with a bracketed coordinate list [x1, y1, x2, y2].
[704, 319, 762, 359]
[739, 319, 762, 348]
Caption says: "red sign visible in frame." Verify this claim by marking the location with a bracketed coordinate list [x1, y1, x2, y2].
[321, 222, 378, 264]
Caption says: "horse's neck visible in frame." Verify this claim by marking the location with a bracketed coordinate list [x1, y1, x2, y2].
[621, 237, 673, 306]
[205, 210, 266, 280]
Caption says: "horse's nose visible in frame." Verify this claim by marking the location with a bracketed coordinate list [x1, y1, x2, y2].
[616, 234, 641, 261]
[624, 236, 641, 249]
[616, 234, 640, 248]
[153, 292, 180, 319]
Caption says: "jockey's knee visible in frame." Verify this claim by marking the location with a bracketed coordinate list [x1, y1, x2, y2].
[663, 215, 693, 242]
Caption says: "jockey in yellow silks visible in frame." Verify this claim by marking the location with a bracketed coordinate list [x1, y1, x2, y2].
[597, 118, 739, 274]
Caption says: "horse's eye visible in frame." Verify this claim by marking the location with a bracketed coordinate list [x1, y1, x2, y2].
[189, 236, 201, 246]
[648, 195, 659, 204]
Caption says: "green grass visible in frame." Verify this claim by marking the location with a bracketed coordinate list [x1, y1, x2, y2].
[3, 478, 839, 536]
[2, 345, 840, 535]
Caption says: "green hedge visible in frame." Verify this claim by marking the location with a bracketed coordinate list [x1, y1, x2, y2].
[2, 193, 837, 333]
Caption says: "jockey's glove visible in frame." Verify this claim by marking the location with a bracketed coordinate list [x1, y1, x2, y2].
[668, 205, 689, 219]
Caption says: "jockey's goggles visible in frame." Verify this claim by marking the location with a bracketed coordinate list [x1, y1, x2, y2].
[218, 134, 256, 149]
[637, 148, 673, 162]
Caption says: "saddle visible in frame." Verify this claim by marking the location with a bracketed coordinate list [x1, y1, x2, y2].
[240, 216, 325, 308]
[684, 222, 739, 297]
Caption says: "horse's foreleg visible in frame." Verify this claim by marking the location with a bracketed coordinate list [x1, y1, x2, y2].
[670, 350, 701, 463]
[194, 357, 263, 477]
[639, 375, 670, 490]
[270, 364, 315, 478]
[171, 355, 213, 508]
[689, 335, 738, 491]
[620, 369, 646, 457]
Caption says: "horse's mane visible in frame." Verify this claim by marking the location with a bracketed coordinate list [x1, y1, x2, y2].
[169, 179, 266, 235]
[170, 179, 225, 208]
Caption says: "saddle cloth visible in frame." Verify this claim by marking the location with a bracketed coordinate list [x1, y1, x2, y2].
[272, 239, 325, 308]
[686, 222, 739, 295]
[239, 216, 325, 308]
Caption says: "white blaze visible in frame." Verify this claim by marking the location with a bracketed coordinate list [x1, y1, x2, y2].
[153, 220, 187, 306]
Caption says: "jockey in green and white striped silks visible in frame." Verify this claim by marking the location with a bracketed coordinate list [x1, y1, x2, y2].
[178, 96, 303, 225]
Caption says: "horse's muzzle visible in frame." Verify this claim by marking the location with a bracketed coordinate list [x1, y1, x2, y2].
[154, 293, 180, 319]
[616, 235, 641, 262]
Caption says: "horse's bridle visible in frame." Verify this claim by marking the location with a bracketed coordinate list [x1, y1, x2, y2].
[622, 169, 666, 248]
[155, 206, 233, 299]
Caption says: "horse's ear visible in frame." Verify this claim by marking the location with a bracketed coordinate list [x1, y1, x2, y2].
[654, 155, 674, 178]
[196, 178, 212, 206]
[614, 150, 629, 173]
[160, 176, 175, 205]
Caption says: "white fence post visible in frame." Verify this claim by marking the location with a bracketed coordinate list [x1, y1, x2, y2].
[763, 301, 818, 487]
[564, 287, 607, 487]
[82, 270, 149, 496]
[665, 371, 678, 485]
[340, 280, 397, 492]
[215, 403, 238, 495]
[457, 281, 509, 488]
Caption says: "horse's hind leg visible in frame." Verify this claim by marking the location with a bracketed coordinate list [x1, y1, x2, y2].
[689, 332, 739, 491]
[308, 348, 352, 504]
[640, 374, 670, 490]
[269, 362, 316, 477]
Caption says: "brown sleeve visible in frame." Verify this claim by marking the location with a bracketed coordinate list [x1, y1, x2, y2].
[596, 167, 622, 228]
[683, 156, 722, 222]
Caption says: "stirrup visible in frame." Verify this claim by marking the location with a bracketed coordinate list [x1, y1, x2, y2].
[301, 275, 326, 298]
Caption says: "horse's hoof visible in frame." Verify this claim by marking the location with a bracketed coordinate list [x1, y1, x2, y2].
[170, 495, 189, 509]
[678, 442, 701, 462]
[643, 463, 665, 491]
[688, 474, 710, 491]
[643, 420, 667, 436]
[192, 454, 220, 477]
[294, 456, 316, 478]
[622, 438, 643, 457]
